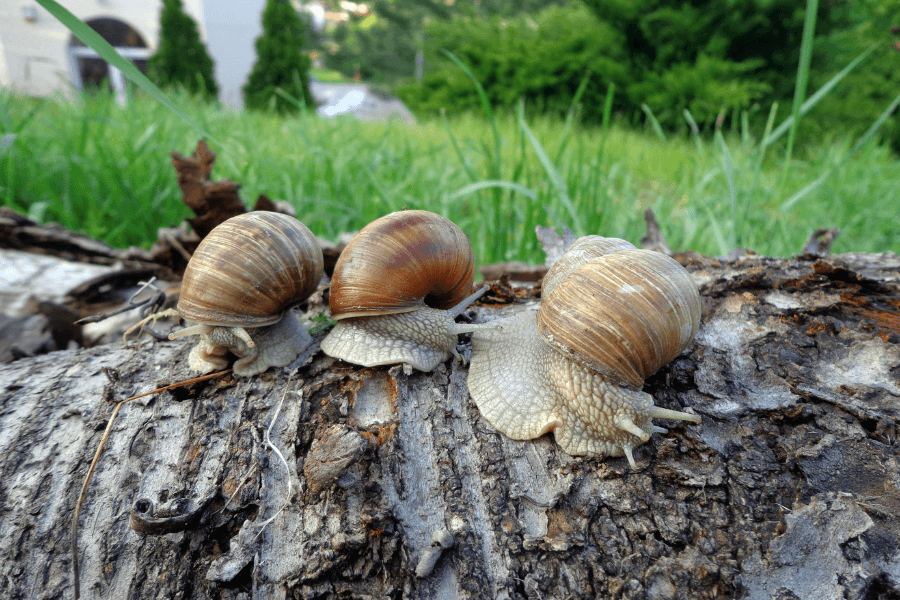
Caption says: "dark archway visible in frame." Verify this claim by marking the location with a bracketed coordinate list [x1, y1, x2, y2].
[68, 18, 148, 92]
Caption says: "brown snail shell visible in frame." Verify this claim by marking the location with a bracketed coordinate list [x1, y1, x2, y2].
[321, 210, 491, 372]
[179, 211, 323, 327]
[538, 248, 701, 389]
[329, 210, 475, 319]
[170, 211, 324, 376]
[540, 235, 636, 298]
[467, 237, 702, 467]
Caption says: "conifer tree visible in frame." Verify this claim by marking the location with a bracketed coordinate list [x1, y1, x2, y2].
[147, 0, 218, 98]
[243, 0, 313, 113]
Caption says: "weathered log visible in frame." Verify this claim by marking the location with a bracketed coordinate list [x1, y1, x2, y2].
[1, 251, 899, 600]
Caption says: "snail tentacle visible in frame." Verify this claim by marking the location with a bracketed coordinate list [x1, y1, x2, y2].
[168, 323, 211, 341]
[615, 417, 652, 442]
[647, 405, 701, 422]
[228, 326, 256, 349]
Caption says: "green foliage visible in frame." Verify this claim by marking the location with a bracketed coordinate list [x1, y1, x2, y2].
[321, 0, 566, 84]
[324, 18, 415, 84]
[147, 0, 218, 99]
[244, 0, 313, 113]
[3, 88, 898, 261]
[579, 0, 893, 135]
[395, 4, 628, 121]
[629, 55, 769, 128]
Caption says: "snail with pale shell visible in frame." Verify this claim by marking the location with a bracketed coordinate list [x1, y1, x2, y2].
[163, 211, 324, 376]
[467, 236, 702, 467]
[320, 210, 495, 372]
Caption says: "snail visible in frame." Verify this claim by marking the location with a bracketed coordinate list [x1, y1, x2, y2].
[320, 210, 495, 372]
[467, 236, 702, 468]
[167, 211, 324, 376]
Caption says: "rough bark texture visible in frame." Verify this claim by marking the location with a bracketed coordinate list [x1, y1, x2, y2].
[1, 251, 899, 600]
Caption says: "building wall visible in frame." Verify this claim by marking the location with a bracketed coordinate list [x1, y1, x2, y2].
[0, 0, 206, 98]
[202, 0, 264, 107]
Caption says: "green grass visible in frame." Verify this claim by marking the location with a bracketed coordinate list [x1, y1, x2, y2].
[309, 67, 356, 83]
[1, 86, 898, 269]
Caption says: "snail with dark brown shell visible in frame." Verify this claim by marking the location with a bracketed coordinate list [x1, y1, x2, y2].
[320, 210, 494, 372]
[167, 211, 324, 376]
[467, 236, 702, 467]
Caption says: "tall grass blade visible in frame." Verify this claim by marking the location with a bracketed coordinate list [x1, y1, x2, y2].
[781, 0, 819, 178]
[845, 91, 900, 156]
[447, 180, 538, 202]
[35, 0, 217, 143]
[641, 104, 667, 142]
[683, 109, 703, 154]
[757, 103, 779, 169]
[714, 130, 739, 247]
[780, 90, 900, 212]
[440, 112, 478, 181]
[555, 74, 591, 163]
[597, 82, 616, 165]
[704, 207, 729, 256]
[741, 111, 751, 147]
[292, 70, 309, 117]
[442, 51, 501, 180]
[745, 102, 779, 224]
[601, 82, 616, 131]
[765, 43, 878, 147]
[778, 171, 831, 213]
[517, 101, 579, 228]
[274, 88, 304, 110]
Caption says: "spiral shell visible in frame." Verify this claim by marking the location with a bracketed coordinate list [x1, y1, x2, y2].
[537, 249, 701, 389]
[329, 210, 475, 319]
[541, 235, 636, 298]
[178, 212, 324, 328]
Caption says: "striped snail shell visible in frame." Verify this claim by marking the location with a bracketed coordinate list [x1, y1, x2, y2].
[169, 211, 324, 376]
[467, 236, 702, 467]
[321, 210, 493, 372]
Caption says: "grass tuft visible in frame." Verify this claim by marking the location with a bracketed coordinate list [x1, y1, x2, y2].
[1, 86, 898, 266]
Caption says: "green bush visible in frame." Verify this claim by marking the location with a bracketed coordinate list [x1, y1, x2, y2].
[580, 0, 898, 139]
[395, 4, 628, 121]
[147, 0, 218, 99]
[321, 0, 566, 85]
[244, 0, 313, 113]
[628, 55, 770, 129]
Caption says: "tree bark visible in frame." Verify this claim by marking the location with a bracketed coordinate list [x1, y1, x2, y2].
[1, 251, 899, 600]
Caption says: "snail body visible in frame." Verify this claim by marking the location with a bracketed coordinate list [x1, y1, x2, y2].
[321, 210, 493, 372]
[467, 237, 702, 467]
[169, 211, 324, 376]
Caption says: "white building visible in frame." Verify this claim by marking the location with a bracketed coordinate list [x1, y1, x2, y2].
[0, 0, 267, 107]
[0, 1, 415, 121]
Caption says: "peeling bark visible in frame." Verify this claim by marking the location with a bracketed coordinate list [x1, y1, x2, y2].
[1, 252, 899, 600]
